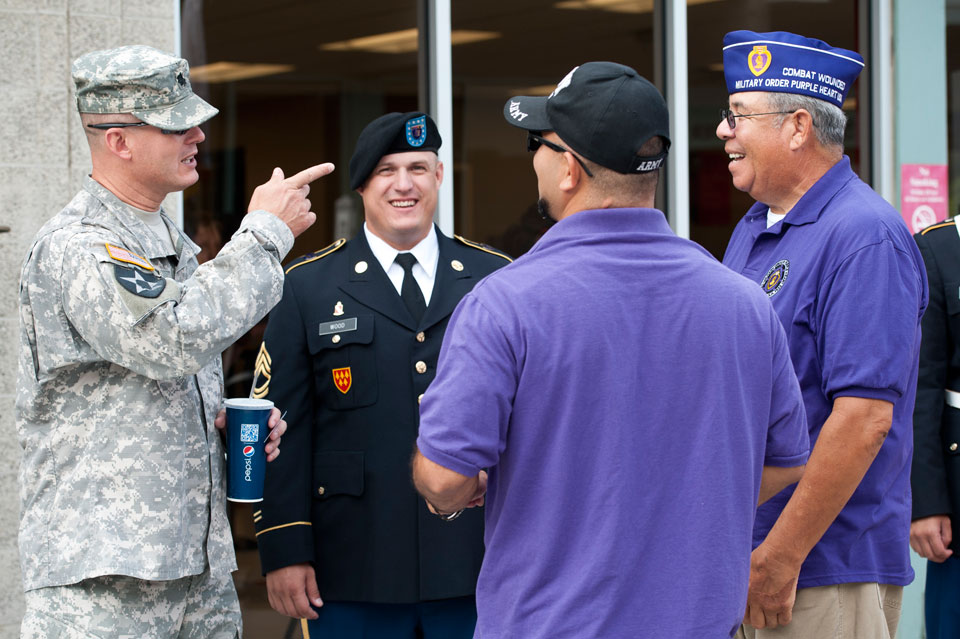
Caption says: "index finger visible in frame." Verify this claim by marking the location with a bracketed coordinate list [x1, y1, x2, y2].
[285, 163, 336, 188]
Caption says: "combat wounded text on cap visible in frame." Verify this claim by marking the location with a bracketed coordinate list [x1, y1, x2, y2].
[349, 112, 442, 190]
[73, 45, 218, 131]
[503, 62, 671, 174]
[722, 30, 864, 109]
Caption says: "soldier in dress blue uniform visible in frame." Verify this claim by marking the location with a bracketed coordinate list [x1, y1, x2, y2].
[253, 112, 511, 638]
[910, 218, 960, 639]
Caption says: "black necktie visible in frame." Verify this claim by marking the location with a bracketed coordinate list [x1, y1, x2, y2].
[395, 253, 426, 323]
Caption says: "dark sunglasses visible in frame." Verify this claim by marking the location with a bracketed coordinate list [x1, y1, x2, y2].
[86, 122, 192, 136]
[527, 133, 594, 178]
[720, 109, 797, 130]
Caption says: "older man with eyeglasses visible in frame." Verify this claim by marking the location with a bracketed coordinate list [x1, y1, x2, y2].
[16, 44, 333, 638]
[717, 31, 928, 639]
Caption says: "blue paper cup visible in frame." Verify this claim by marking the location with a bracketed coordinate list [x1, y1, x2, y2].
[225, 398, 274, 503]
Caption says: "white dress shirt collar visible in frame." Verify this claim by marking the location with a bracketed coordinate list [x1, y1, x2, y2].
[363, 224, 439, 304]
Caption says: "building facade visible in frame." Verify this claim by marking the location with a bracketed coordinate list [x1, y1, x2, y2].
[0, 0, 951, 636]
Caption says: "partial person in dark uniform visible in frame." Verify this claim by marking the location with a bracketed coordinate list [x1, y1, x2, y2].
[910, 217, 960, 639]
[253, 112, 511, 638]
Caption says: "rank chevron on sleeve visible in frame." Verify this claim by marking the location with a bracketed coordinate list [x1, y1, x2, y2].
[252, 342, 272, 399]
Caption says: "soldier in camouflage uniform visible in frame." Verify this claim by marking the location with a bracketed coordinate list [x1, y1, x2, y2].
[16, 45, 333, 638]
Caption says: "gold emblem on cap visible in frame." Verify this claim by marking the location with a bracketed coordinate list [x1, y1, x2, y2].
[355, 261, 368, 274]
[748, 45, 772, 77]
[451, 259, 464, 272]
[333, 301, 344, 316]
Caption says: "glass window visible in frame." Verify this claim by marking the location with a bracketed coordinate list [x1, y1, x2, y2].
[948, 0, 960, 214]
[181, 1, 418, 634]
[451, 0, 658, 257]
[179, 2, 872, 633]
[686, 0, 865, 258]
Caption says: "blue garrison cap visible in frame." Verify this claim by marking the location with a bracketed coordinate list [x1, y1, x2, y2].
[722, 30, 864, 109]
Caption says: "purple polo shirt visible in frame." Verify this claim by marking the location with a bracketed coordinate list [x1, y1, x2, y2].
[722, 156, 928, 588]
[418, 208, 809, 639]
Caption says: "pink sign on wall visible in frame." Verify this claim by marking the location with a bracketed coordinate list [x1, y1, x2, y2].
[900, 164, 948, 233]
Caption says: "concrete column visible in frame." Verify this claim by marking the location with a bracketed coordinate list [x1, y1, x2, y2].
[0, 1, 175, 635]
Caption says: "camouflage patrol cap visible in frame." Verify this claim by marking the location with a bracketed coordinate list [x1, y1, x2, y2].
[72, 45, 218, 131]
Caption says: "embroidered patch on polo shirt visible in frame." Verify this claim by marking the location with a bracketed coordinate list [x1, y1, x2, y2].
[761, 260, 789, 297]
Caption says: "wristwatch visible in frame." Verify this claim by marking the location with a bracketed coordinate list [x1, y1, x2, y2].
[425, 498, 464, 522]
[438, 509, 464, 522]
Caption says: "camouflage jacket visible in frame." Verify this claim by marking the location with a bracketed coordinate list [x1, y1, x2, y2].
[16, 176, 293, 591]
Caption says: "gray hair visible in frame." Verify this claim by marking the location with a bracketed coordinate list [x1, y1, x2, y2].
[766, 93, 847, 149]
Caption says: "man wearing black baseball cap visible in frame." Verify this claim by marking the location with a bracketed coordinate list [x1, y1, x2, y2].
[504, 61, 670, 223]
[254, 112, 510, 638]
[413, 62, 809, 638]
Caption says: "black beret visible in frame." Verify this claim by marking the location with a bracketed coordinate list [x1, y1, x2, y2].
[349, 111, 442, 190]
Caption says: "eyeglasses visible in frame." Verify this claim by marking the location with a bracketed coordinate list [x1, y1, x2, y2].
[86, 122, 192, 135]
[720, 109, 796, 130]
[527, 133, 594, 178]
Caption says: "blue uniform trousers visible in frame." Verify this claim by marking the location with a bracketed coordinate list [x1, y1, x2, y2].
[302, 596, 476, 639]
[925, 556, 960, 639]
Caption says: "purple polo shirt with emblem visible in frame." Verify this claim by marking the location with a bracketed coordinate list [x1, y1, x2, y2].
[417, 208, 809, 639]
[722, 156, 928, 588]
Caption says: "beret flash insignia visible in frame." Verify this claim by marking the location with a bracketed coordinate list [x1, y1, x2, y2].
[406, 115, 427, 147]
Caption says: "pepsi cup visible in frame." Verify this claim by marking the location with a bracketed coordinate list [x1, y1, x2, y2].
[225, 398, 274, 502]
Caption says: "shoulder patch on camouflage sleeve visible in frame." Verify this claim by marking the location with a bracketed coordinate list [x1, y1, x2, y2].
[114, 264, 166, 298]
[920, 218, 956, 236]
[105, 243, 154, 270]
[113, 269, 181, 325]
[454, 235, 513, 262]
[285, 238, 347, 275]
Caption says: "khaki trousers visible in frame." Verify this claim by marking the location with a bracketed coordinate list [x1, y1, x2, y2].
[736, 582, 902, 639]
